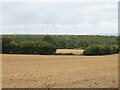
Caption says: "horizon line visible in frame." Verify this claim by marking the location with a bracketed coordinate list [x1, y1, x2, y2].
[0, 33, 118, 36]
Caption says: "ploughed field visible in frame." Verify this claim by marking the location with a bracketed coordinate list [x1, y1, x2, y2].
[2, 54, 118, 88]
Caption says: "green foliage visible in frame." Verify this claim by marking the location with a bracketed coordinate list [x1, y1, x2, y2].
[42, 35, 55, 45]
[10, 41, 22, 54]
[20, 42, 35, 54]
[2, 36, 13, 53]
[2, 36, 56, 55]
[111, 45, 119, 53]
[2, 35, 118, 49]
[83, 44, 119, 55]
[33, 42, 56, 55]
[2, 35, 119, 55]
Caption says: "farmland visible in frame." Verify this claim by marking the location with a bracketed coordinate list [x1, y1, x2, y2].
[1, 35, 119, 88]
[2, 54, 118, 88]
[56, 49, 84, 55]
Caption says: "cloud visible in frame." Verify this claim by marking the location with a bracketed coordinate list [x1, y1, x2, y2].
[1, 0, 119, 3]
[1, 2, 118, 35]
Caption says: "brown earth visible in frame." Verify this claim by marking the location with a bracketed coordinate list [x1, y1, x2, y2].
[2, 54, 118, 88]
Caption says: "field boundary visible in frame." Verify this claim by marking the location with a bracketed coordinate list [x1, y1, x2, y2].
[1, 88, 119, 90]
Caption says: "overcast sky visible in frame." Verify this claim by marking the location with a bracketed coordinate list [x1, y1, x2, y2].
[1, 0, 118, 35]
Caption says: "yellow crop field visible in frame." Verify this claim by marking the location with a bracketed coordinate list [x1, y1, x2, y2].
[56, 49, 84, 55]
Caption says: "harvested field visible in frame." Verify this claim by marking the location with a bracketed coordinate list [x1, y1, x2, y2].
[56, 49, 84, 55]
[2, 54, 118, 88]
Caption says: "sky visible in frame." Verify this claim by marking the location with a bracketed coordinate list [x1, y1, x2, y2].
[0, 0, 119, 35]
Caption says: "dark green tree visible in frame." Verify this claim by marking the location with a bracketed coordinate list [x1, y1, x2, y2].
[2, 37, 13, 53]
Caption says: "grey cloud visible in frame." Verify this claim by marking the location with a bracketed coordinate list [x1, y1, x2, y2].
[1, 2, 118, 34]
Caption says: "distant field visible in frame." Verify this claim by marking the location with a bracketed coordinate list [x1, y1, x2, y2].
[56, 49, 84, 55]
[2, 54, 118, 88]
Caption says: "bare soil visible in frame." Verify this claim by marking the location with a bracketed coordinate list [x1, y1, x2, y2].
[2, 54, 118, 88]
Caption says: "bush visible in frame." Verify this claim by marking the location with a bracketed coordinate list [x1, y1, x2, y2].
[83, 44, 119, 55]
[10, 41, 23, 54]
[19, 42, 56, 55]
[111, 45, 119, 53]
[2, 37, 13, 54]
[2, 37, 56, 55]
[20, 42, 35, 54]
[33, 42, 56, 55]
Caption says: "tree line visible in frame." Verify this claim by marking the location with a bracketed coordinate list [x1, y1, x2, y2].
[83, 44, 119, 55]
[1, 35, 119, 55]
[2, 36, 56, 54]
